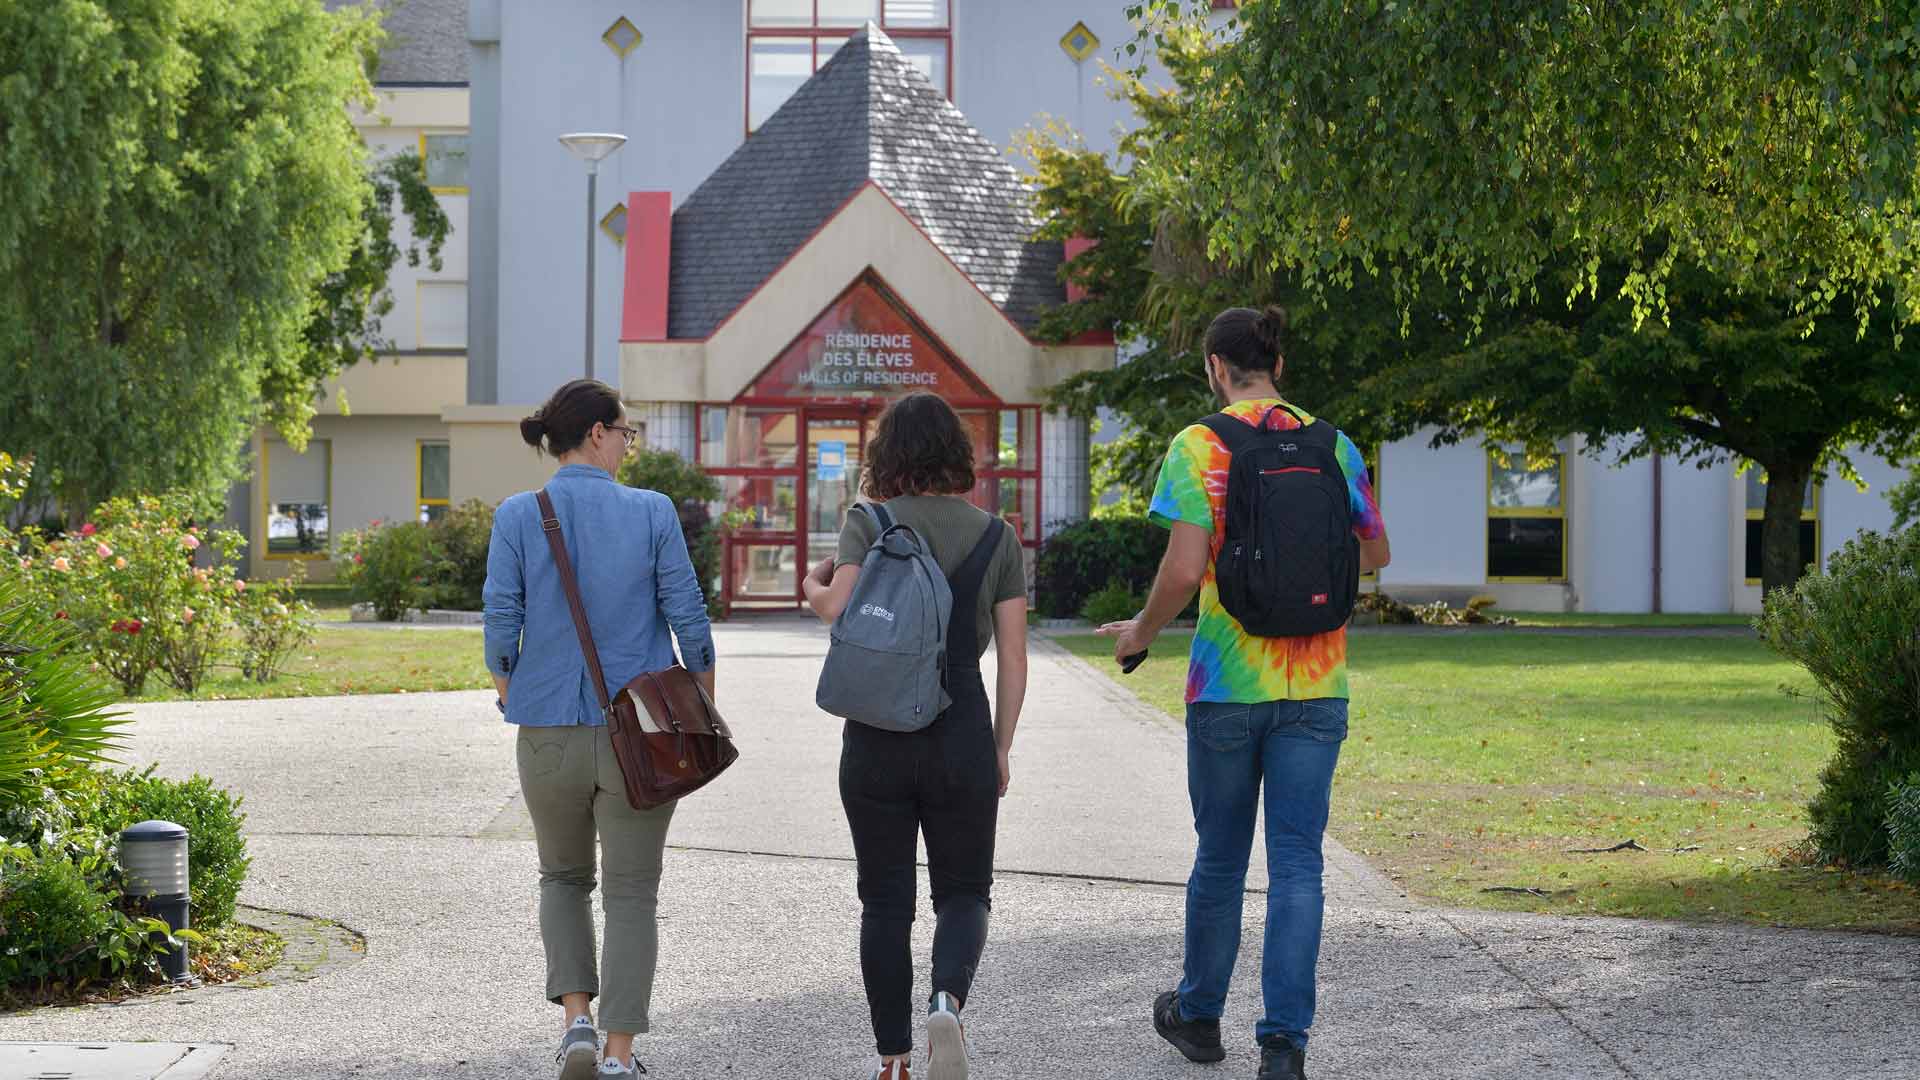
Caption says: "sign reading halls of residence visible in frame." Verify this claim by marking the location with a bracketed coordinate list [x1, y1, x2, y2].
[750, 277, 994, 400]
[802, 332, 938, 390]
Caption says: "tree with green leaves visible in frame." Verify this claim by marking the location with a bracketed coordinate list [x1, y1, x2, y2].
[1124, 0, 1920, 332]
[0, 0, 383, 518]
[1030, 22, 1919, 594]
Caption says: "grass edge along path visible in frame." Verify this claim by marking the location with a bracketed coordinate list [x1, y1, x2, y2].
[129, 625, 489, 703]
[1052, 630, 1920, 934]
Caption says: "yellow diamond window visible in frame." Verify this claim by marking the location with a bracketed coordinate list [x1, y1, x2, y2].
[600, 203, 629, 245]
[603, 17, 642, 58]
[1060, 22, 1099, 62]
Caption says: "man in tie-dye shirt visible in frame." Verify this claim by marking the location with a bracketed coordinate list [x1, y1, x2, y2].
[1100, 306, 1389, 1080]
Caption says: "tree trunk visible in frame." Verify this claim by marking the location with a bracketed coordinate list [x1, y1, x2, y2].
[1759, 458, 1816, 596]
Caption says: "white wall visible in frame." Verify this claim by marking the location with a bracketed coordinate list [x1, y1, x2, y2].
[1656, 454, 1735, 613]
[1573, 446, 1655, 613]
[1822, 451, 1908, 560]
[1375, 430, 1486, 587]
[493, 0, 745, 405]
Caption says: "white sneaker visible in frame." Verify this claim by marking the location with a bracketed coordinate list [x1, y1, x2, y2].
[598, 1055, 647, 1076]
[926, 992, 967, 1080]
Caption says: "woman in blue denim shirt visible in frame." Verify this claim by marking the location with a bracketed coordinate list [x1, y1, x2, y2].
[483, 379, 716, 1080]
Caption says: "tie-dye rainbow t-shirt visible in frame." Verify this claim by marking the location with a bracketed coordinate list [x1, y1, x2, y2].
[1148, 398, 1384, 703]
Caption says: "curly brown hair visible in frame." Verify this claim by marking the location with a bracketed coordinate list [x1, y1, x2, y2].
[862, 392, 977, 499]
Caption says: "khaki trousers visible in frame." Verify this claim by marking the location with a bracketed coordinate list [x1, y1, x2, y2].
[516, 725, 676, 1033]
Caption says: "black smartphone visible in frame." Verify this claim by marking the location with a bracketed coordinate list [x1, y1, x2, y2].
[1120, 649, 1149, 674]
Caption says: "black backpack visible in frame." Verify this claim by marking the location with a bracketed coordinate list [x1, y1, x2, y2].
[1199, 405, 1360, 637]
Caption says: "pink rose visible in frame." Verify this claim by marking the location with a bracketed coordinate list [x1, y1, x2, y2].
[51, 556, 70, 572]
[180, 534, 201, 551]
[54, 610, 68, 620]
[16, 557, 29, 570]
[181, 606, 196, 625]
[78, 523, 97, 538]
[96, 543, 113, 558]
[234, 579, 247, 593]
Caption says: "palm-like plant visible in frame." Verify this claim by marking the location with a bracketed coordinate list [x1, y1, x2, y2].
[0, 577, 128, 811]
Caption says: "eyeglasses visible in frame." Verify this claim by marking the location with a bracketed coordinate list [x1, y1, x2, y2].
[605, 424, 638, 449]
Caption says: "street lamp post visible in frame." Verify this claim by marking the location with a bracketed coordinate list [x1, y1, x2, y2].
[558, 132, 628, 382]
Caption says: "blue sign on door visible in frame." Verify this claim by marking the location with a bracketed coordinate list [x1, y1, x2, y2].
[816, 440, 846, 482]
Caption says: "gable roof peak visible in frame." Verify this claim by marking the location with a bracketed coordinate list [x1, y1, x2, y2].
[663, 17, 1063, 339]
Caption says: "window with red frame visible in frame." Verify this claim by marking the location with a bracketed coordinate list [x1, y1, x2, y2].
[747, 0, 952, 132]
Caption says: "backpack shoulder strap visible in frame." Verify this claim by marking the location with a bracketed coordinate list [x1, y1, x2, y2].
[536, 489, 613, 719]
[1198, 413, 1264, 456]
[865, 501, 895, 532]
[1298, 416, 1339, 450]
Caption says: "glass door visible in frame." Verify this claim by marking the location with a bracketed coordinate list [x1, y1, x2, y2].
[806, 411, 867, 575]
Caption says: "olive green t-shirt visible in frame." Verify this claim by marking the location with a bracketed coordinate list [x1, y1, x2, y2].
[834, 495, 1027, 658]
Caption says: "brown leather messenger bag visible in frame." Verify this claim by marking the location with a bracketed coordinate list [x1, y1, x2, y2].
[536, 489, 737, 810]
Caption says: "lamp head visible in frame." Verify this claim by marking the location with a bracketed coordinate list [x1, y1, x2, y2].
[558, 132, 628, 170]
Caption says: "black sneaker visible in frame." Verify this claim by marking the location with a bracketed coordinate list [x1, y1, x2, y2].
[1152, 990, 1225, 1064]
[1256, 1036, 1305, 1080]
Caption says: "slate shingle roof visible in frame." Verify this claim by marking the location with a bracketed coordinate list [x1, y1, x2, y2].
[326, 0, 468, 86]
[667, 25, 1063, 339]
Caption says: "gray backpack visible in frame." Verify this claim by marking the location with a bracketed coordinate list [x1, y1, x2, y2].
[816, 503, 952, 731]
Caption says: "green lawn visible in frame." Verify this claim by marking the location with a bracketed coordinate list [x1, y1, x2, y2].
[1053, 630, 1920, 933]
[131, 626, 489, 702]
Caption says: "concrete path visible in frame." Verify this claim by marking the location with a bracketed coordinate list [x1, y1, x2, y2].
[3, 622, 1915, 1079]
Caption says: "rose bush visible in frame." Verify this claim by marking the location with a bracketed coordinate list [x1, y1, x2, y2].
[2, 491, 312, 695]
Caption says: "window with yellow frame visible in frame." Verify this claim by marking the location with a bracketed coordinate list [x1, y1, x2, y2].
[1487, 447, 1566, 582]
[1742, 469, 1818, 584]
[1360, 446, 1383, 583]
[418, 441, 450, 523]
[264, 439, 331, 559]
[419, 131, 469, 194]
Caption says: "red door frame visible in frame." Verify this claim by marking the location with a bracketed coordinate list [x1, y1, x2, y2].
[704, 401, 1043, 615]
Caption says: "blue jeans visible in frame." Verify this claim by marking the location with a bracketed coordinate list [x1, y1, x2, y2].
[1178, 697, 1347, 1050]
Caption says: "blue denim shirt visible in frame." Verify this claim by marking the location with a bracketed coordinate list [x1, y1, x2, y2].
[483, 464, 715, 727]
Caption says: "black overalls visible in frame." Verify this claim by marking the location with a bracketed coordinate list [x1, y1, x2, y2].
[838, 515, 1005, 1057]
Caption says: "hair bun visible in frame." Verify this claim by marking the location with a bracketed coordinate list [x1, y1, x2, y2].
[1253, 304, 1288, 352]
[519, 415, 548, 448]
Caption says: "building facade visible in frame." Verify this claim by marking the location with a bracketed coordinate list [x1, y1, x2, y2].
[238, 0, 1909, 614]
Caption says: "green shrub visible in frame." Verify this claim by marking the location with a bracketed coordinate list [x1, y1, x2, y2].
[233, 574, 316, 683]
[1081, 580, 1145, 625]
[337, 519, 437, 621]
[1760, 526, 1920, 868]
[1888, 774, 1920, 884]
[0, 840, 174, 999]
[428, 499, 494, 611]
[618, 448, 726, 618]
[0, 843, 117, 989]
[95, 768, 249, 930]
[1034, 516, 1176, 620]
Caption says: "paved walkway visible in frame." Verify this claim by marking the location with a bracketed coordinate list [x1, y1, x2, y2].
[3, 623, 1915, 1078]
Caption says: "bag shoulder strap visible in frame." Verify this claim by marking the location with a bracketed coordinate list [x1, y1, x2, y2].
[952, 516, 1004, 591]
[1198, 412, 1263, 457]
[1298, 415, 1339, 450]
[536, 489, 612, 717]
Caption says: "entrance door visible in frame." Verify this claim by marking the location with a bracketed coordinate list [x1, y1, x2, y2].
[806, 410, 867, 576]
